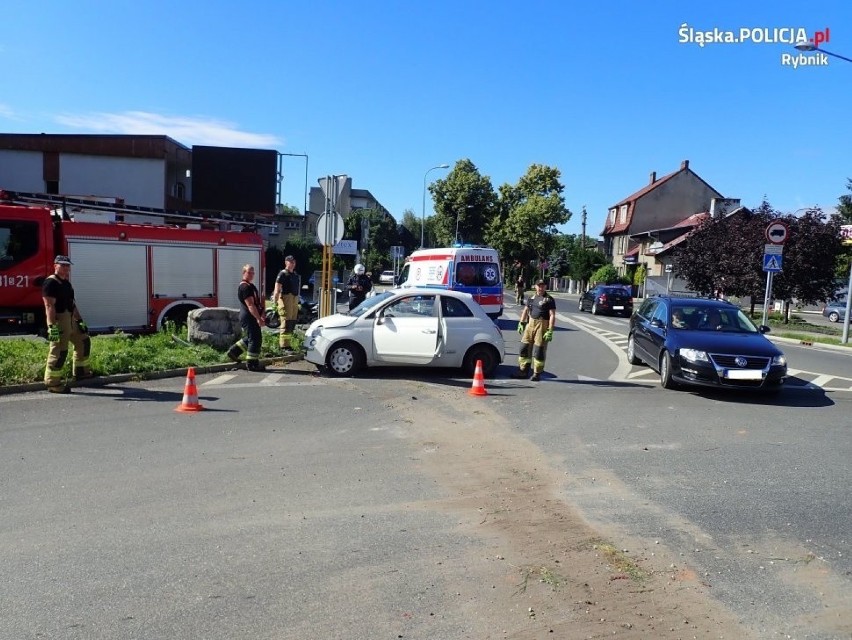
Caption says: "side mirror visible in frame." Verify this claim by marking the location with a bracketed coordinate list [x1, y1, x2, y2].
[758, 325, 771, 334]
[650, 318, 665, 329]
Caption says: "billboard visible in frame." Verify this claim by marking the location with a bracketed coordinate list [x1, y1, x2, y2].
[191, 146, 277, 214]
[842, 224, 852, 246]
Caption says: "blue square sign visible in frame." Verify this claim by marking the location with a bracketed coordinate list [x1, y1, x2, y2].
[763, 254, 783, 272]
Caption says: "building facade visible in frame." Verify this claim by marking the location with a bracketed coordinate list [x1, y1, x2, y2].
[601, 160, 723, 276]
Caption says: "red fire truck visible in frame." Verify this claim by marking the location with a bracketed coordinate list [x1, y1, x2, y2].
[0, 190, 265, 333]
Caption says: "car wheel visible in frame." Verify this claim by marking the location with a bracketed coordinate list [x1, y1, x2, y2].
[626, 334, 642, 365]
[659, 350, 677, 389]
[828, 311, 840, 323]
[325, 341, 365, 377]
[463, 345, 500, 378]
[578, 299, 584, 312]
[591, 302, 599, 315]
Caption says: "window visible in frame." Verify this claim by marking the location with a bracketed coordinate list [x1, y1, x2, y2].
[455, 261, 499, 287]
[651, 301, 668, 325]
[441, 296, 473, 318]
[637, 298, 658, 320]
[609, 208, 616, 224]
[0, 221, 40, 270]
[384, 295, 436, 318]
[619, 204, 628, 223]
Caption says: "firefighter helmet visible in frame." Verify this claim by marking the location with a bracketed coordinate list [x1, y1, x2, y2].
[354, 264, 365, 275]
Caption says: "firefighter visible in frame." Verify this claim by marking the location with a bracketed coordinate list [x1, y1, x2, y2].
[227, 264, 266, 371]
[511, 279, 556, 382]
[41, 255, 92, 393]
[346, 263, 372, 310]
[272, 255, 300, 354]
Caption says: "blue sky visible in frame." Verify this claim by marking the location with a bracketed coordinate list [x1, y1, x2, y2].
[3, 1, 850, 238]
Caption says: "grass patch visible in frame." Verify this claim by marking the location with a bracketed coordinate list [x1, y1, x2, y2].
[0, 324, 302, 387]
[514, 565, 565, 595]
[591, 540, 647, 582]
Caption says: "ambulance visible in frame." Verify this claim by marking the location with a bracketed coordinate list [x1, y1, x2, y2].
[398, 245, 503, 319]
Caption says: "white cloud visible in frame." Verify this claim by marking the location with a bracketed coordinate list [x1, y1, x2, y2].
[53, 110, 283, 148]
[0, 103, 20, 120]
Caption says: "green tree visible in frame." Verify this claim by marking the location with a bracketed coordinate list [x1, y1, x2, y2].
[275, 203, 301, 217]
[398, 208, 421, 255]
[485, 164, 571, 267]
[673, 203, 770, 302]
[590, 264, 619, 284]
[343, 208, 400, 278]
[429, 159, 498, 247]
[838, 178, 852, 223]
[771, 208, 844, 307]
[569, 247, 606, 286]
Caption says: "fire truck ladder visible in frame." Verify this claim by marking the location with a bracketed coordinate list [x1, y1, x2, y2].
[0, 189, 276, 229]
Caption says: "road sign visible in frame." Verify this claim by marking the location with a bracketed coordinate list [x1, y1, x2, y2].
[316, 212, 344, 247]
[390, 245, 405, 258]
[765, 219, 789, 244]
[333, 239, 358, 255]
[763, 254, 783, 272]
[764, 244, 783, 255]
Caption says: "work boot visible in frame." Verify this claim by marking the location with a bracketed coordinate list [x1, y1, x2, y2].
[530, 372, 541, 382]
[247, 360, 267, 372]
[510, 368, 529, 379]
[47, 385, 71, 394]
[74, 367, 94, 381]
[226, 345, 242, 363]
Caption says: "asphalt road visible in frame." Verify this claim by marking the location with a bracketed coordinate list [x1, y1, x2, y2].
[2, 301, 851, 639]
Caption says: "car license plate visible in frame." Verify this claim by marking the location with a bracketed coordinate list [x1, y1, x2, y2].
[613, 305, 624, 310]
[725, 369, 762, 380]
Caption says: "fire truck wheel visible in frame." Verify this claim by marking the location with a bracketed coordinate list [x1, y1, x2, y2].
[161, 306, 193, 329]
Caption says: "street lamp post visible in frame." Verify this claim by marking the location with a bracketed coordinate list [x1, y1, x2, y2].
[794, 41, 852, 64]
[791, 43, 851, 341]
[421, 164, 449, 248]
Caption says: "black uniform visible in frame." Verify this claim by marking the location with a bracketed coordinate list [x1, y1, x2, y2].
[227, 279, 264, 369]
[347, 273, 373, 309]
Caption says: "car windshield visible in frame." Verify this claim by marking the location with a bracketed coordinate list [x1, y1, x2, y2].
[672, 305, 760, 332]
[347, 291, 394, 317]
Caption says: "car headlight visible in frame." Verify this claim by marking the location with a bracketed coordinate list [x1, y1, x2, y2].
[679, 348, 709, 363]
[771, 354, 787, 366]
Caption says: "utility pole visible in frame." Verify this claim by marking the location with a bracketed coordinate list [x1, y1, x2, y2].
[581, 205, 587, 249]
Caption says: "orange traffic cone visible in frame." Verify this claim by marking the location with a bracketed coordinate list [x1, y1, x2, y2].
[175, 367, 204, 412]
[468, 359, 488, 397]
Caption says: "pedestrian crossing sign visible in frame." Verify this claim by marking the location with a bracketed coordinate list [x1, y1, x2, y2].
[763, 254, 783, 272]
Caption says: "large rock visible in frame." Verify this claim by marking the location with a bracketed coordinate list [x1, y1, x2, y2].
[187, 307, 241, 349]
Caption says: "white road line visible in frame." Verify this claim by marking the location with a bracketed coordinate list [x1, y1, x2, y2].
[627, 369, 657, 379]
[594, 317, 626, 327]
[809, 374, 834, 388]
[203, 374, 238, 386]
[210, 380, 327, 389]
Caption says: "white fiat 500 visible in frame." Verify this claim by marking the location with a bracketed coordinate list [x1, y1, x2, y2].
[303, 289, 504, 377]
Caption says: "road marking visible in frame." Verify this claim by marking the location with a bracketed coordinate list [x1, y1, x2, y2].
[203, 374, 238, 386]
[808, 374, 835, 388]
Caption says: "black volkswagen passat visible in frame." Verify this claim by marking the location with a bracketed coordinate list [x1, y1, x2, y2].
[627, 296, 787, 392]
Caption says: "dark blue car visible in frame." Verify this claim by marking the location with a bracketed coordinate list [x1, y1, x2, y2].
[627, 296, 787, 392]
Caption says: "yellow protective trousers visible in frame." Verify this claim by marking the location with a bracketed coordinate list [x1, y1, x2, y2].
[44, 311, 91, 389]
[277, 293, 299, 349]
[518, 317, 548, 374]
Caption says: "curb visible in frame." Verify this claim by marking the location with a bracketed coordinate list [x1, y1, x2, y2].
[0, 355, 302, 397]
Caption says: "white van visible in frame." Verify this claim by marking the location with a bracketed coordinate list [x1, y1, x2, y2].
[398, 245, 503, 318]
